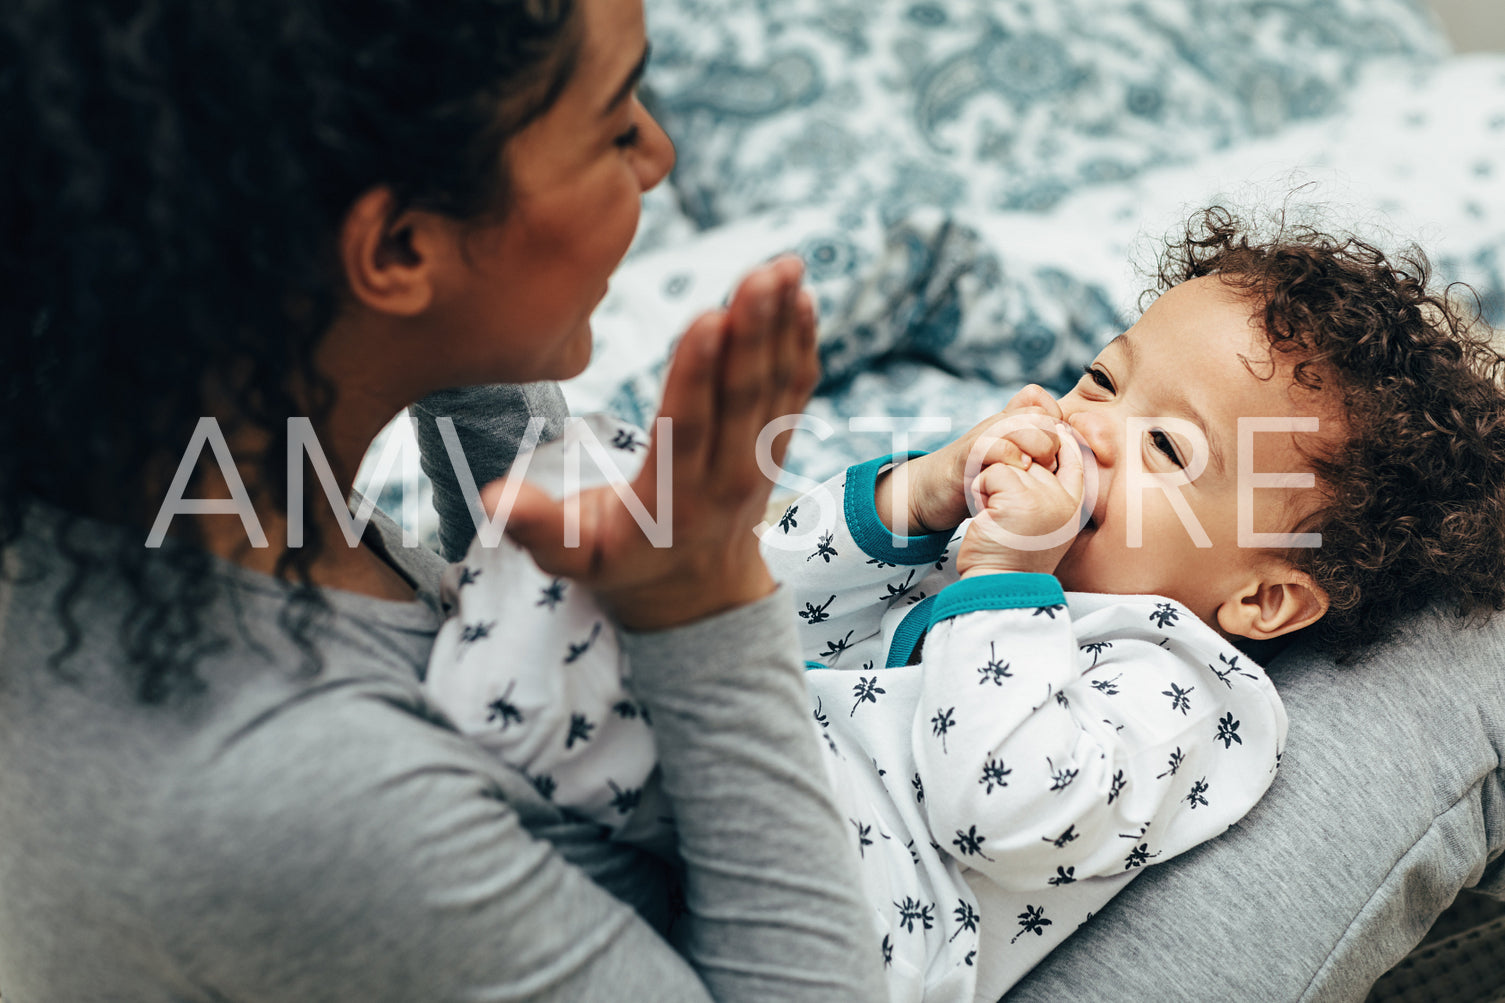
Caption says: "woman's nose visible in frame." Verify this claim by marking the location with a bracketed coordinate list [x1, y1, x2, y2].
[635, 103, 676, 193]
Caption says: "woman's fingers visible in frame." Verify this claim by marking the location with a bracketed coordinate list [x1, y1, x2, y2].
[709, 256, 804, 488]
[766, 287, 820, 470]
[653, 308, 727, 488]
[482, 476, 581, 579]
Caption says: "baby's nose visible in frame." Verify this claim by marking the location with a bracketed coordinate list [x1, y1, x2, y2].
[1065, 410, 1115, 466]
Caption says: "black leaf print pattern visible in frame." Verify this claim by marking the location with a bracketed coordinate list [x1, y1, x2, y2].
[851, 673, 885, 715]
[977, 641, 1012, 685]
[800, 595, 836, 625]
[1047, 866, 1076, 886]
[808, 531, 838, 563]
[565, 713, 595, 749]
[1080, 640, 1112, 666]
[1033, 604, 1065, 619]
[952, 825, 996, 861]
[610, 428, 643, 452]
[865, 556, 897, 569]
[1216, 712, 1243, 748]
[456, 566, 481, 588]
[1124, 842, 1163, 869]
[935, 548, 950, 571]
[1149, 602, 1180, 628]
[530, 774, 556, 800]
[1011, 905, 1052, 943]
[459, 621, 495, 645]
[537, 579, 567, 610]
[931, 707, 956, 753]
[894, 897, 936, 934]
[1043, 825, 1079, 848]
[881, 934, 893, 968]
[965, 949, 976, 966]
[564, 621, 603, 664]
[778, 505, 798, 534]
[850, 819, 873, 858]
[1046, 756, 1078, 791]
[912, 772, 925, 804]
[950, 900, 980, 941]
[486, 681, 523, 730]
[1108, 769, 1126, 804]
[1163, 682, 1194, 715]
[1157, 747, 1185, 778]
[812, 698, 829, 729]
[1211, 651, 1259, 687]
[1184, 777, 1210, 809]
[606, 779, 641, 815]
[883, 569, 918, 602]
[612, 699, 641, 720]
[819, 631, 855, 658]
[979, 757, 1012, 794]
[1091, 673, 1122, 696]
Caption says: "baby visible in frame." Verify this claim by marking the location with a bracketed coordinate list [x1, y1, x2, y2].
[425, 208, 1505, 1002]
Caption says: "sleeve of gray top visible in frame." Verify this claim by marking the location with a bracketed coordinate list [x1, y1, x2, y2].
[621, 587, 888, 1003]
[156, 594, 879, 1003]
[411, 382, 571, 561]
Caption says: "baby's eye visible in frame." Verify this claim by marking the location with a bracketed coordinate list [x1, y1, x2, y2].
[1081, 365, 1113, 393]
[1148, 429, 1184, 468]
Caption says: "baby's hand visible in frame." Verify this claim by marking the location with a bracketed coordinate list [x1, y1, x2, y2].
[957, 422, 1086, 578]
[876, 385, 1065, 536]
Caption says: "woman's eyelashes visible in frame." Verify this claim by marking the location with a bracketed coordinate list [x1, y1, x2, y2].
[1083, 364, 1114, 392]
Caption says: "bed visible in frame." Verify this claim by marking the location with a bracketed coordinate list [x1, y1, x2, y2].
[356, 3, 1505, 995]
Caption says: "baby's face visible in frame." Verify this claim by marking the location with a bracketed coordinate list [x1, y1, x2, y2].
[1051, 275, 1339, 630]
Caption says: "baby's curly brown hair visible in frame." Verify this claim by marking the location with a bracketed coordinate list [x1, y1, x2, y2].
[1156, 206, 1505, 661]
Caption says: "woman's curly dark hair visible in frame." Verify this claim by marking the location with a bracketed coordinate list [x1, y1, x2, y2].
[0, 0, 578, 701]
[1156, 206, 1505, 661]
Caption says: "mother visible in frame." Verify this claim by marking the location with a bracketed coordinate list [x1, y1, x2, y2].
[0, 1, 885, 999]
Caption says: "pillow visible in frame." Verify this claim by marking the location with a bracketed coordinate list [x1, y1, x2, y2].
[642, 0, 1447, 227]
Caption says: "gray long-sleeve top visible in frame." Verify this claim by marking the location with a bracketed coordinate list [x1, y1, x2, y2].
[0, 384, 884, 1002]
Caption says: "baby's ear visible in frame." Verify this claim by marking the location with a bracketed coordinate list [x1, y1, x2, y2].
[1215, 564, 1328, 641]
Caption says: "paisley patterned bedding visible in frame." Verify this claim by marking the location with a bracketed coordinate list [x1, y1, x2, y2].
[358, 0, 1505, 546]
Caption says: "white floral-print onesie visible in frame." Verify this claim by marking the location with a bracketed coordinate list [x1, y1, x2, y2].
[425, 420, 1288, 1003]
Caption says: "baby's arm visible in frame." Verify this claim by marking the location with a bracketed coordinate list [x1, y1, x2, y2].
[877, 384, 1067, 539]
[762, 454, 958, 668]
[424, 538, 660, 835]
[911, 580, 1287, 890]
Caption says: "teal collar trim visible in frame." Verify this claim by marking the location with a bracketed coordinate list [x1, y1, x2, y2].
[886, 594, 938, 667]
[931, 573, 1065, 625]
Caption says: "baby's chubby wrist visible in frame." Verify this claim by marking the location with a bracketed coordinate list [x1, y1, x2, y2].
[873, 451, 965, 537]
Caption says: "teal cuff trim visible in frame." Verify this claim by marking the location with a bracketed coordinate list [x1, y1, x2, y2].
[804, 660, 827, 672]
[931, 574, 1065, 626]
[845, 453, 953, 566]
[886, 594, 937, 667]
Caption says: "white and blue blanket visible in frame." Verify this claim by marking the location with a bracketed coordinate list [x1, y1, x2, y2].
[361, 0, 1505, 544]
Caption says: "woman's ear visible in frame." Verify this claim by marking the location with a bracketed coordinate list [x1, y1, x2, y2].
[338, 186, 447, 317]
[1215, 564, 1329, 641]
